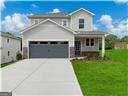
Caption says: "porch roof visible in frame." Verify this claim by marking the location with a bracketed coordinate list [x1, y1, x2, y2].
[75, 31, 106, 37]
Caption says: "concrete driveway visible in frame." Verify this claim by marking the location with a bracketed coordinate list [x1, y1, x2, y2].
[1, 59, 83, 96]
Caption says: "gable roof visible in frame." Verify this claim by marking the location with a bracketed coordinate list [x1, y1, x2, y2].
[21, 19, 77, 34]
[68, 8, 95, 16]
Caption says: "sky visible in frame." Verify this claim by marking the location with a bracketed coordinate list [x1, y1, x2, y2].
[0, 0, 128, 38]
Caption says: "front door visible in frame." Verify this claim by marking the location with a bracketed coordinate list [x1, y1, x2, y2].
[75, 41, 81, 56]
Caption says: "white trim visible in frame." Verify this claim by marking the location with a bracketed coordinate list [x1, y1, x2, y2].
[68, 44, 70, 58]
[101, 36, 105, 57]
[21, 19, 77, 34]
[68, 8, 95, 16]
[27, 41, 29, 59]
[27, 39, 70, 41]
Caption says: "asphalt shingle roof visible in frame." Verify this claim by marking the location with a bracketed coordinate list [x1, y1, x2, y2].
[28, 12, 70, 18]
[76, 31, 106, 35]
[1, 32, 21, 40]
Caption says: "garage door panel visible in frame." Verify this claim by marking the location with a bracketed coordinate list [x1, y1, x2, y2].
[29, 41, 69, 58]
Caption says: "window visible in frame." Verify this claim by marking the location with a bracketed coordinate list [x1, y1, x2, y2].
[60, 42, 68, 44]
[8, 51, 10, 56]
[91, 38, 94, 46]
[62, 20, 67, 26]
[86, 38, 95, 46]
[7, 38, 9, 43]
[50, 42, 58, 44]
[86, 38, 90, 46]
[40, 42, 48, 44]
[30, 41, 38, 44]
[79, 19, 84, 29]
[34, 19, 38, 24]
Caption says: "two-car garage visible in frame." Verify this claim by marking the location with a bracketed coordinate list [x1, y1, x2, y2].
[29, 41, 69, 58]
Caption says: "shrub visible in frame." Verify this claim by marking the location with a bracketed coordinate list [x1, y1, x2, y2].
[16, 53, 22, 60]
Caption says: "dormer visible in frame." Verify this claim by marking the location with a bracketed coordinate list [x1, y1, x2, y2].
[69, 8, 94, 31]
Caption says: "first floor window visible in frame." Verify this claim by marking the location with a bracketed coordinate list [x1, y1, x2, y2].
[86, 38, 95, 46]
[91, 38, 94, 46]
[86, 38, 90, 46]
[8, 51, 10, 56]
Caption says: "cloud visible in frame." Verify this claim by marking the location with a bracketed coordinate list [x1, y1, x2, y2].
[114, 0, 128, 4]
[93, 24, 98, 31]
[26, 13, 34, 16]
[1, 13, 30, 35]
[31, 4, 38, 8]
[51, 8, 60, 13]
[110, 19, 128, 38]
[29, 13, 34, 15]
[99, 14, 128, 38]
[99, 15, 114, 29]
[0, 0, 5, 10]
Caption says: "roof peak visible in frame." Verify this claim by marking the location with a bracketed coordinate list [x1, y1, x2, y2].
[68, 8, 95, 16]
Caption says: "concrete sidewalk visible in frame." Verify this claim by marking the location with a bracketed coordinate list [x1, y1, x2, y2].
[1, 59, 83, 96]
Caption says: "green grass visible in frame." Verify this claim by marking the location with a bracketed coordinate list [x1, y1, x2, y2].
[1, 61, 15, 68]
[72, 50, 128, 96]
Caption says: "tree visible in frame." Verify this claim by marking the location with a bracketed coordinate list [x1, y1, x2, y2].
[121, 36, 128, 43]
[105, 34, 120, 49]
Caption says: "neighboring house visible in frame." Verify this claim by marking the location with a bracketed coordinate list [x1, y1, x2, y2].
[21, 8, 105, 58]
[0, 32, 21, 64]
[114, 42, 128, 49]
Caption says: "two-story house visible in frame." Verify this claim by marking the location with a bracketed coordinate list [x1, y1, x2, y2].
[0, 32, 21, 63]
[21, 8, 105, 58]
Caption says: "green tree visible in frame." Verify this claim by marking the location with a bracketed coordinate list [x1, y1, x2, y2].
[121, 36, 128, 43]
[105, 34, 120, 49]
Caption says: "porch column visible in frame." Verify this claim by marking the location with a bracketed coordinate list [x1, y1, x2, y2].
[101, 36, 105, 57]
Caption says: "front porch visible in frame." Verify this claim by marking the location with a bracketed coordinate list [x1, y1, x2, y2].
[74, 31, 105, 57]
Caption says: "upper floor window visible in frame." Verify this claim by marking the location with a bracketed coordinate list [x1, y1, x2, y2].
[34, 19, 39, 24]
[62, 19, 67, 27]
[79, 19, 84, 29]
[7, 38, 9, 43]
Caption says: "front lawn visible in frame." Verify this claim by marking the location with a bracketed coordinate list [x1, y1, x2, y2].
[72, 50, 128, 96]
